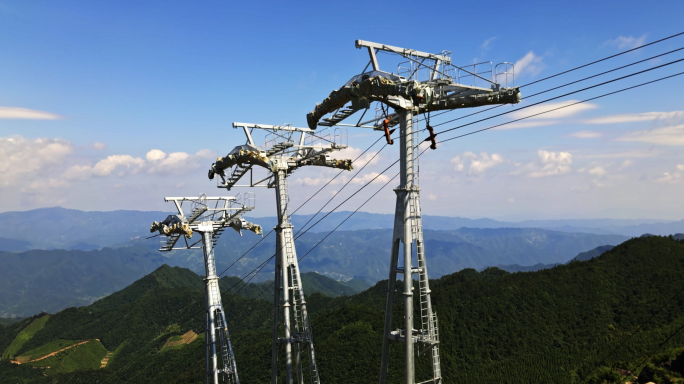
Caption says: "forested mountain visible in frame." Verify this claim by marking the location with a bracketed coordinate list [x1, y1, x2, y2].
[571, 244, 616, 262]
[1, 236, 683, 383]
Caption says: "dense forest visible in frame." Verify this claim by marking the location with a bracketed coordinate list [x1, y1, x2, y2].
[1, 235, 684, 383]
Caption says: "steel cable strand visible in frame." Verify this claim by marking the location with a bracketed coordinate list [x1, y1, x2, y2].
[616, 321, 684, 384]
[294, 142, 388, 237]
[103, 136, 388, 383]
[378, 31, 684, 130]
[429, 57, 684, 139]
[578, 282, 684, 383]
[436, 71, 684, 144]
[224, 68, 678, 324]
[427, 45, 684, 129]
[103, 37, 684, 382]
[214, 135, 385, 280]
[227, 170, 401, 325]
[105, 68, 680, 383]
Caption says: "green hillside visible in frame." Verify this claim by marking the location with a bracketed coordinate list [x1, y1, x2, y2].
[23, 339, 108, 373]
[1, 236, 683, 383]
[1, 314, 50, 360]
[572, 244, 615, 262]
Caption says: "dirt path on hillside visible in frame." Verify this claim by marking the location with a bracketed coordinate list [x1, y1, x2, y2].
[11, 340, 89, 364]
[100, 351, 113, 368]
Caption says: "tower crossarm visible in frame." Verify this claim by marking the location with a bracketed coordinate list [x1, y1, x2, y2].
[151, 194, 261, 251]
[294, 154, 353, 172]
[306, 74, 520, 129]
[209, 122, 354, 189]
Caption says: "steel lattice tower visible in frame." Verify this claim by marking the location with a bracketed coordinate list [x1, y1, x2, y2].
[150, 194, 263, 384]
[208, 123, 353, 384]
[306, 40, 522, 384]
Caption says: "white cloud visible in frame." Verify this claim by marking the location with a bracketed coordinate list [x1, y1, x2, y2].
[451, 154, 467, 171]
[469, 153, 504, 175]
[678, 164, 684, 171]
[0, 106, 62, 120]
[427, 193, 438, 201]
[606, 35, 647, 50]
[616, 124, 684, 146]
[481, 37, 497, 50]
[514, 150, 573, 178]
[145, 148, 215, 175]
[65, 155, 145, 180]
[578, 150, 660, 159]
[656, 172, 681, 184]
[332, 147, 380, 168]
[93, 142, 107, 150]
[584, 111, 684, 124]
[514, 51, 545, 78]
[568, 131, 603, 138]
[619, 160, 633, 170]
[494, 120, 553, 130]
[451, 152, 504, 175]
[296, 177, 330, 187]
[351, 172, 390, 185]
[64, 148, 215, 181]
[0, 135, 73, 187]
[588, 166, 607, 176]
[509, 100, 598, 120]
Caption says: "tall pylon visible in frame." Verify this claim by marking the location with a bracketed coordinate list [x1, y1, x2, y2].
[306, 40, 522, 384]
[150, 194, 263, 384]
[208, 123, 353, 384]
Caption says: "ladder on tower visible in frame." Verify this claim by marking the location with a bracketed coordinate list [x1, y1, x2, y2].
[160, 233, 181, 251]
[215, 310, 235, 379]
[319, 106, 358, 127]
[223, 164, 253, 190]
[411, 188, 441, 383]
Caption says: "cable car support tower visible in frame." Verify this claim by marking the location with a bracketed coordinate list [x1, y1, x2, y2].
[150, 194, 263, 384]
[306, 40, 522, 384]
[208, 123, 353, 384]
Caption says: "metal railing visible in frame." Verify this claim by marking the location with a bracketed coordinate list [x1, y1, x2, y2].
[457, 61, 493, 88]
[333, 127, 348, 148]
[495, 62, 515, 88]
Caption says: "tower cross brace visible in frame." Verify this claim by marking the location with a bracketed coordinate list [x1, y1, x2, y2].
[150, 194, 263, 384]
[208, 123, 354, 384]
[306, 39, 522, 384]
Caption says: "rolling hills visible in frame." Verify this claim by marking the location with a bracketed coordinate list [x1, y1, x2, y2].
[1, 235, 683, 383]
[0, 226, 628, 317]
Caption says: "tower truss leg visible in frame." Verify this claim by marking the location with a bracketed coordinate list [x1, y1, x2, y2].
[378, 110, 441, 384]
[273, 170, 321, 384]
[202, 230, 240, 384]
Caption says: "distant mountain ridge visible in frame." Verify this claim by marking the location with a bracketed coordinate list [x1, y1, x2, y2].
[0, 207, 680, 252]
[491, 244, 617, 273]
[0, 226, 629, 317]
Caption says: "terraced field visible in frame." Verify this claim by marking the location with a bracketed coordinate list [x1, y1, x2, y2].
[160, 330, 198, 353]
[1, 315, 50, 360]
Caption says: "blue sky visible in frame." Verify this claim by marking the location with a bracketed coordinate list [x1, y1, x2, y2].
[1, 0, 683, 220]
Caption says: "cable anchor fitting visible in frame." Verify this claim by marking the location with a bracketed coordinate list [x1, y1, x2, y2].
[383, 118, 394, 145]
[424, 125, 437, 150]
[423, 109, 437, 150]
